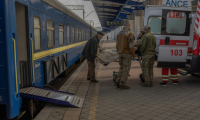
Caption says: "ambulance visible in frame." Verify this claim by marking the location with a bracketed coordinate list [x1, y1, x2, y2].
[185, 0, 200, 73]
[143, 0, 199, 73]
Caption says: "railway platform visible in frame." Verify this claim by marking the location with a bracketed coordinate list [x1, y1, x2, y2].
[35, 40, 200, 120]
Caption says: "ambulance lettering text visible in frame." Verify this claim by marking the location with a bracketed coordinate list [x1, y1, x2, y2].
[163, 0, 189, 7]
[168, 12, 183, 18]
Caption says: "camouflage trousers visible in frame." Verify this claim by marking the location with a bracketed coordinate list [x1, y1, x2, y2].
[142, 55, 155, 85]
[116, 54, 132, 85]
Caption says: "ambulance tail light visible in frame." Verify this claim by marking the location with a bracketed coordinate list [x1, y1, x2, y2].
[193, 33, 200, 55]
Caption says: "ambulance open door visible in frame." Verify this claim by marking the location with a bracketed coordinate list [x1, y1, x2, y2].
[157, 9, 191, 68]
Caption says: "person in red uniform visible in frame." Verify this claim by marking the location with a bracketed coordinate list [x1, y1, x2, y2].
[160, 68, 179, 86]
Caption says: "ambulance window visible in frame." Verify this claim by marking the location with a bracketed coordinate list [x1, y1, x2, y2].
[148, 17, 162, 34]
[166, 12, 186, 34]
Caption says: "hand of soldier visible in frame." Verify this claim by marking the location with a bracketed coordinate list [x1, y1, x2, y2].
[94, 57, 98, 61]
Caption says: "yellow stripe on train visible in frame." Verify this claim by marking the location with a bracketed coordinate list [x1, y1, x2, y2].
[33, 41, 87, 60]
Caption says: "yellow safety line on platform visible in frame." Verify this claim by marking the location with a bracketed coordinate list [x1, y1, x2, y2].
[12, 38, 18, 96]
[88, 64, 102, 120]
[33, 41, 87, 60]
[30, 38, 35, 84]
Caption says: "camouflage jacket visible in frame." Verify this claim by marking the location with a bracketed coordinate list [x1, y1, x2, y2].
[140, 31, 156, 55]
[134, 39, 143, 49]
[116, 27, 135, 58]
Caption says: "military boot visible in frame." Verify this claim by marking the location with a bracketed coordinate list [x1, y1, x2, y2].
[120, 85, 130, 90]
[114, 82, 120, 88]
[150, 81, 153, 87]
[142, 82, 151, 87]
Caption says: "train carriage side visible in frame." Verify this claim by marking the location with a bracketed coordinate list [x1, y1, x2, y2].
[0, 0, 96, 119]
[0, 0, 23, 119]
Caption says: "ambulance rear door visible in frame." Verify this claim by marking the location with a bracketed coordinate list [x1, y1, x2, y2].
[157, 8, 191, 68]
[144, 7, 162, 57]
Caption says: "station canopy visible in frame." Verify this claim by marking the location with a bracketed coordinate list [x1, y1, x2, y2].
[90, 0, 145, 32]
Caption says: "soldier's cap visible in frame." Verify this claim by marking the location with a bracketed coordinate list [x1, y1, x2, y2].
[143, 25, 151, 30]
[123, 19, 130, 26]
[97, 31, 105, 36]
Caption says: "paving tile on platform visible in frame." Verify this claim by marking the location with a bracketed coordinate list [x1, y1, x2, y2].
[47, 116, 61, 120]
[62, 116, 79, 120]
[193, 117, 200, 120]
[40, 40, 200, 120]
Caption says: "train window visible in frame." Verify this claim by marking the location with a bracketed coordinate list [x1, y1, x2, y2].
[83, 30, 85, 41]
[78, 29, 81, 41]
[59, 24, 64, 46]
[67, 26, 70, 44]
[86, 31, 88, 40]
[34, 17, 41, 51]
[83, 31, 84, 41]
[85, 31, 87, 41]
[87, 32, 89, 40]
[79, 29, 81, 42]
[47, 20, 55, 48]
[87, 31, 88, 39]
[72, 27, 75, 43]
[81, 30, 84, 41]
[77, 28, 79, 42]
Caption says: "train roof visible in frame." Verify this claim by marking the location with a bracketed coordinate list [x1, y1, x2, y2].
[42, 0, 97, 31]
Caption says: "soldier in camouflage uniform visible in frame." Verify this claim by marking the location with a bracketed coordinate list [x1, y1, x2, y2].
[116, 21, 135, 89]
[135, 31, 145, 48]
[140, 25, 156, 87]
[134, 31, 145, 54]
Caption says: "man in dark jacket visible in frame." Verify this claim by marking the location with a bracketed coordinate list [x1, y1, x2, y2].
[82, 31, 104, 83]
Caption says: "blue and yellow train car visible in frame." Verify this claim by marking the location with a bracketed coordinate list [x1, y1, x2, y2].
[0, 0, 97, 119]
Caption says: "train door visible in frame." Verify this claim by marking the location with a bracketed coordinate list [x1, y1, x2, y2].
[15, 2, 31, 88]
[157, 8, 191, 68]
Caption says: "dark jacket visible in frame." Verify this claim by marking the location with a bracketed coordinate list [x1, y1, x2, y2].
[82, 35, 99, 62]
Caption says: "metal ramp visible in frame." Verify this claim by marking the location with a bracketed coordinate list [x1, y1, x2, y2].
[20, 87, 84, 108]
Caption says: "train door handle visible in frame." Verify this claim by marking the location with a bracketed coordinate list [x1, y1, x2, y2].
[165, 37, 170, 45]
[12, 33, 19, 97]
